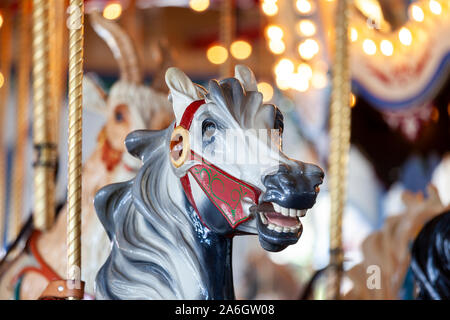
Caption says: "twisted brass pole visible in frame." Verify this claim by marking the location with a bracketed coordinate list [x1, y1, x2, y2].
[327, 0, 351, 300]
[67, 0, 84, 298]
[11, 0, 32, 241]
[0, 8, 12, 250]
[32, 0, 57, 231]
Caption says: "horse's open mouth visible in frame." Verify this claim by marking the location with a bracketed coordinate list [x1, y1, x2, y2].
[258, 202, 307, 233]
[253, 202, 308, 252]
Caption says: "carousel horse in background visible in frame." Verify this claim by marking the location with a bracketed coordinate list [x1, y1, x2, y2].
[343, 185, 450, 299]
[238, 251, 302, 299]
[0, 11, 173, 299]
[93, 65, 324, 299]
[411, 210, 450, 300]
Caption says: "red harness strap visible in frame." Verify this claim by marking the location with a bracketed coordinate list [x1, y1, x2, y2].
[179, 99, 206, 129]
[177, 100, 261, 229]
[13, 230, 62, 285]
[13, 230, 92, 300]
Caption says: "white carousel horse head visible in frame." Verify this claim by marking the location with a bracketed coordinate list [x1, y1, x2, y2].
[94, 65, 324, 299]
[83, 12, 173, 179]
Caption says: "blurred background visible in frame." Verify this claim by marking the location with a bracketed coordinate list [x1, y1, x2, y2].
[0, 0, 449, 299]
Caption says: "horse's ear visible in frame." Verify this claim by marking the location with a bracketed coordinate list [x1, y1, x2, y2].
[83, 75, 107, 116]
[234, 65, 258, 92]
[165, 67, 201, 123]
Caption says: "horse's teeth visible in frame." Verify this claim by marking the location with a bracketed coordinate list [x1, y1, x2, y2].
[272, 202, 280, 212]
[289, 208, 297, 217]
[264, 205, 305, 232]
[259, 212, 267, 225]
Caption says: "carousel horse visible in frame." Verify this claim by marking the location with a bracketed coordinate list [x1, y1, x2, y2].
[0, 12, 173, 299]
[238, 250, 302, 299]
[94, 65, 324, 299]
[343, 185, 449, 299]
[411, 210, 450, 300]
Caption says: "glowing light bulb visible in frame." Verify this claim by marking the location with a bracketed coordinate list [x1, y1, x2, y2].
[0, 72, 4, 89]
[257, 82, 274, 102]
[275, 58, 295, 76]
[350, 93, 356, 107]
[189, 0, 210, 12]
[269, 39, 286, 54]
[262, 0, 279, 16]
[363, 39, 377, 55]
[276, 76, 291, 91]
[429, 0, 442, 15]
[350, 28, 358, 42]
[296, 0, 313, 14]
[207, 45, 228, 64]
[290, 73, 309, 92]
[298, 39, 319, 60]
[103, 3, 122, 20]
[297, 20, 316, 37]
[410, 5, 424, 22]
[297, 63, 313, 79]
[230, 40, 252, 60]
[0, 13, 3, 29]
[266, 25, 284, 40]
[380, 40, 394, 56]
[399, 27, 412, 46]
[275, 59, 295, 91]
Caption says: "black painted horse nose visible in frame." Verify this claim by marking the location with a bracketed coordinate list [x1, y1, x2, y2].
[261, 161, 324, 209]
[304, 163, 325, 188]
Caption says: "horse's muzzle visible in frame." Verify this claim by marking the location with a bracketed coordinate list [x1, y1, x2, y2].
[260, 161, 324, 210]
[253, 161, 323, 252]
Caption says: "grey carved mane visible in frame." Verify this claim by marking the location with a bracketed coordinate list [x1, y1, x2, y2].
[94, 75, 272, 299]
[94, 127, 209, 299]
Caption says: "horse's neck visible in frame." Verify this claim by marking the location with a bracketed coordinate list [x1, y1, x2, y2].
[166, 165, 235, 299]
[196, 232, 235, 299]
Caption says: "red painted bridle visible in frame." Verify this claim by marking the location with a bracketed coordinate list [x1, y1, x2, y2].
[174, 100, 261, 229]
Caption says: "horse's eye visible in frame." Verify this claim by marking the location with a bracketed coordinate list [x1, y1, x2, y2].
[202, 120, 216, 139]
[115, 110, 124, 122]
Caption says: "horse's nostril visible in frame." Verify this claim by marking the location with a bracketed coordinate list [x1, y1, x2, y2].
[318, 171, 324, 180]
[311, 166, 324, 179]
